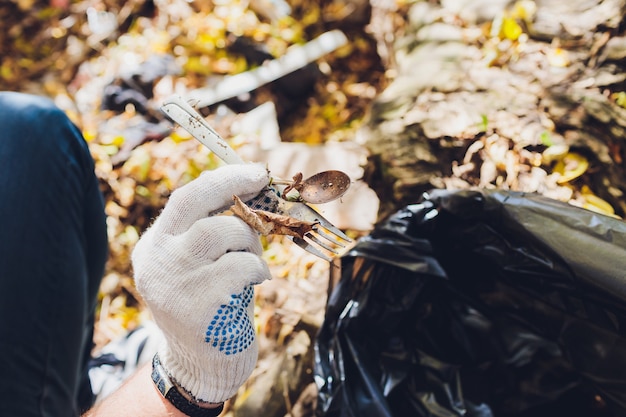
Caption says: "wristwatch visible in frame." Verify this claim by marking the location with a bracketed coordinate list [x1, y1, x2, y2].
[151, 353, 224, 417]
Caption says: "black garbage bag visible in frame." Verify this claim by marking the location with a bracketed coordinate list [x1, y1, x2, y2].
[314, 189, 626, 417]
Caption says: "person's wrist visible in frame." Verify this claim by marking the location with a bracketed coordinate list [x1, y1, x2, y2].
[152, 353, 225, 416]
[170, 373, 223, 409]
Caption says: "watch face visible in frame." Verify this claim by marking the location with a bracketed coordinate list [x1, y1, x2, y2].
[151, 353, 173, 397]
[151, 365, 166, 396]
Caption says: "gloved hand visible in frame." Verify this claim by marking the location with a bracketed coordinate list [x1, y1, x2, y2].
[132, 163, 272, 403]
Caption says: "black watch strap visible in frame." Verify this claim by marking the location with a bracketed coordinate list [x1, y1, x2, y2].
[151, 353, 224, 417]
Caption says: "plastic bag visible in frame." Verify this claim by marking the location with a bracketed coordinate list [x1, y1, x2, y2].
[314, 189, 626, 417]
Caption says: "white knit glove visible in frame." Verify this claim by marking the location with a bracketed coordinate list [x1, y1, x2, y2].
[132, 163, 272, 403]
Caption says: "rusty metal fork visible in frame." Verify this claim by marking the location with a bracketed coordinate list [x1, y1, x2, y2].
[160, 95, 352, 261]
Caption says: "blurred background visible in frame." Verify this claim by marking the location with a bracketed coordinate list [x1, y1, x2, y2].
[3, 0, 626, 415]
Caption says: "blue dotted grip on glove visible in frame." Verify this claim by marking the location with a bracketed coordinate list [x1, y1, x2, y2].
[205, 286, 256, 355]
[209, 186, 280, 217]
[244, 187, 280, 212]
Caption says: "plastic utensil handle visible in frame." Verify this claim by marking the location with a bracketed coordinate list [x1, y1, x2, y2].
[161, 95, 245, 165]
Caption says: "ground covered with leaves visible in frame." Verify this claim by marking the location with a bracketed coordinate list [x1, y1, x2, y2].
[360, 0, 626, 221]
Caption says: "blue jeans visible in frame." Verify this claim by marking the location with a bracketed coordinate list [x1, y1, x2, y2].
[0, 92, 108, 416]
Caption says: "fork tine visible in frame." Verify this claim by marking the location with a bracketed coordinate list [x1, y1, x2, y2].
[305, 232, 341, 254]
[286, 202, 352, 243]
[311, 226, 347, 247]
[290, 236, 333, 261]
[313, 217, 351, 242]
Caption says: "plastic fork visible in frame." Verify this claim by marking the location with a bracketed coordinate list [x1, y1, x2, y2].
[160, 95, 352, 261]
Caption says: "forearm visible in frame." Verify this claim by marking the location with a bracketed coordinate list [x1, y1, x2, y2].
[83, 363, 223, 417]
[83, 363, 179, 417]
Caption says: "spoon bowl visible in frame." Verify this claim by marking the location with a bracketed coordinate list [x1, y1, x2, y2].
[297, 170, 351, 204]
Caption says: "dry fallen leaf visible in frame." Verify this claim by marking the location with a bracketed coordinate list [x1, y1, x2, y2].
[230, 195, 318, 238]
[281, 172, 304, 197]
[553, 152, 589, 184]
